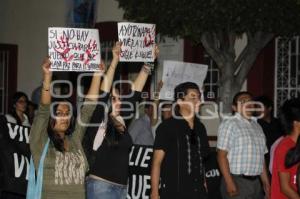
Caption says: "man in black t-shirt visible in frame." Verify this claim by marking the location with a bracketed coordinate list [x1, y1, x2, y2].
[254, 95, 284, 176]
[151, 82, 210, 199]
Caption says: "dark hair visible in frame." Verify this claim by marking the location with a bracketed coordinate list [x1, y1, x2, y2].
[10, 92, 29, 125]
[144, 100, 154, 109]
[27, 100, 38, 110]
[103, 89, 125, 147]
[279, 98, 300, 134]
[173, 82, 200, 102]
[254, 95, 273, 108]
[285, 136, 300, 168]
[47, 99, 76, 152]
[281, 98, 300, 175]
[232, 91, 252, 106]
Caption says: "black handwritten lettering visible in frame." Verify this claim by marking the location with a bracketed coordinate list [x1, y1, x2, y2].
[49, 29, 57, 39]
[119, 24, 153, 38]
[120, 49, 133, 60]
[134, 51, 152, 59]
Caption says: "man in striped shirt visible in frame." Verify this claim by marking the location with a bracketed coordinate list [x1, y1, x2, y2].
[217, 91, 270, 199]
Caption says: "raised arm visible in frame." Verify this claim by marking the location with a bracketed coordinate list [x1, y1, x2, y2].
[132, 45, 159, 92]
[41, 57, 52, 105]
[85, 61, 105, 101]
[100, 41, 121, 93]
[73, 62, 105, 142]
[30, 58, 52, 169]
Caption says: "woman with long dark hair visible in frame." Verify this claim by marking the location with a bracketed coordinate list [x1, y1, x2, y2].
[83, 43, 159, 199]
[6, 92, 30, 127]
[271, 97, 300, 199]
[29, 57, 104, 199]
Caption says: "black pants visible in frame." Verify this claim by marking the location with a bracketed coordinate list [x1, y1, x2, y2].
[0, 191, 25, 199]
[160, 187, 208, 199]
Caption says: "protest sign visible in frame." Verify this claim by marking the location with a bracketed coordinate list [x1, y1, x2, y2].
[48, 27, 101, 71]
[159, 60, 208, 100]
[0, 116, 31, 195]
[118, 22, 156, 62]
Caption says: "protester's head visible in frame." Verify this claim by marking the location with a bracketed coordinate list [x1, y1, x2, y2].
[174, 82, 201, 115]
[27, 100, 37, 124]
[254, 95, 274, 119]
[232, 91, 253, 118]
[144, 101, 155, 118]
[160, 102, 172, 121]
[48, 99, 75, 152]
[12, 91, 28, 114]
[9, 92, 29, 125]
[279, 97, 300, 135]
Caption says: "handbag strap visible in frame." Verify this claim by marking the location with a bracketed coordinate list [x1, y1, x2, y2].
[26, 139, 50, 199]
[36, 139, 50, 186]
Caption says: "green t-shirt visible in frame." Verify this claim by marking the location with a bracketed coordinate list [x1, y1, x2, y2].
[29, 102, 96, 199]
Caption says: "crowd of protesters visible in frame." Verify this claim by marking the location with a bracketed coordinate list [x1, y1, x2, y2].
[0, 41, 299, 199]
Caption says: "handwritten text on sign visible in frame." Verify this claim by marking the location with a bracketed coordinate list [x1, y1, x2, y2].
[48, 27, 101, 71]
[118, 22, 155, 62]
[159, 60, 208, 100]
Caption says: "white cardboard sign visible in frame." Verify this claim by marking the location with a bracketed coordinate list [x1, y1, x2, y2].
[159, 60, 208, 100]
[118, 22, 156, 62]
[48, 27, 101, 71]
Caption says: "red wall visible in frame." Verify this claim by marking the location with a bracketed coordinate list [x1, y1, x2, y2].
[247, 39, 275, 99]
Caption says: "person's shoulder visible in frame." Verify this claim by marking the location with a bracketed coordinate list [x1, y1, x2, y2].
[129, 116, 146, 130]
[5, 114, 16, 123]
[219, 116, 238, 127]
[276, 137, 293, 151]
[156, 117, 175, 133]
[160, 117, 178, 126]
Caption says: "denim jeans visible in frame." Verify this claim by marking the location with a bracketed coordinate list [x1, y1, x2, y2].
[86, 177, 127, 199]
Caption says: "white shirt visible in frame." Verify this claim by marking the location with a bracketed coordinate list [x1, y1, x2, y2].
[217, 113, 267, 175]
[5, 114, 30, 127]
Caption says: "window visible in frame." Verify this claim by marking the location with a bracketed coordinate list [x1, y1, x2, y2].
[203, 53, 219, 101]
[275, 37, 300, 115]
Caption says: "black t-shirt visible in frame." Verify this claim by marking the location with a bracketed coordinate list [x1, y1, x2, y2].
[154, 115, 210, 199]
[83, 90, 141, 185]
[257, 117, 284, 168]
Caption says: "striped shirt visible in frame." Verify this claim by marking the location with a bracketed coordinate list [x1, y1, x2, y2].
[217, 113, 267, 176]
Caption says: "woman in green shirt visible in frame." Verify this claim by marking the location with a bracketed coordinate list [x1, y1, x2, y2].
[29, 58, 104, 199]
